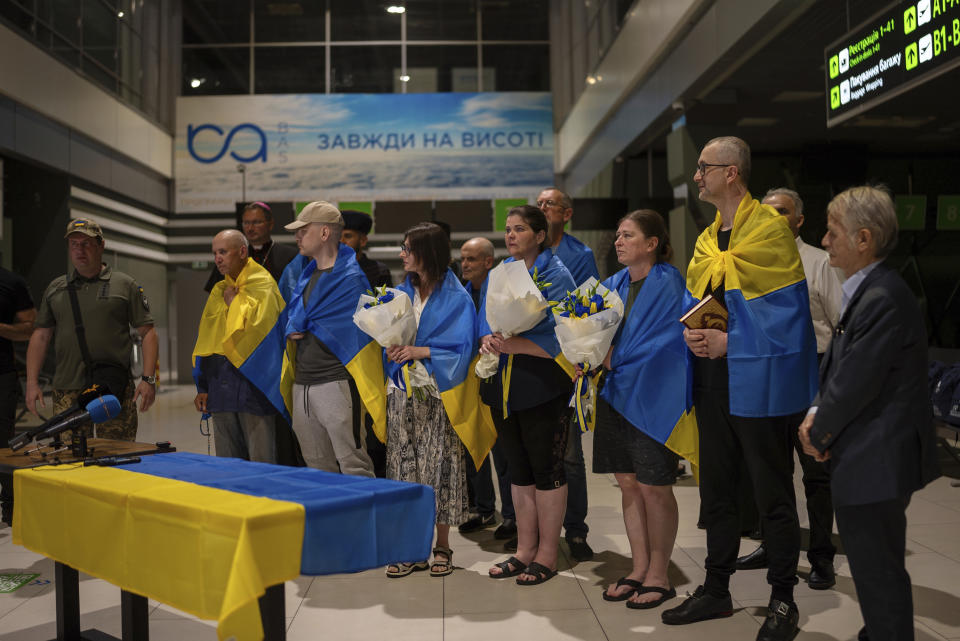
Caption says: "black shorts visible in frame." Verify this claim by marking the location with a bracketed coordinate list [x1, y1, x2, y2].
[492, 393, 570, 491]
[592, 397, 679, 486]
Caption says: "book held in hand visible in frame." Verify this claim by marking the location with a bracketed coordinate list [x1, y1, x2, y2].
[679, 294, 728, 331]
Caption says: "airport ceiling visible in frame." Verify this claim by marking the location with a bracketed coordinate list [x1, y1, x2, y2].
[642, 0, 960, 155]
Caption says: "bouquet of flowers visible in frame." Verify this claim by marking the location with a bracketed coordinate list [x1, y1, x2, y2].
[475, 260, 553, 379]
[551, 277, 625, 431]
[353, 286, 431, 399]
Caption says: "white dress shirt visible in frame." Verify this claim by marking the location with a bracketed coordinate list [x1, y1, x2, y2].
[797, 236, 844, 354]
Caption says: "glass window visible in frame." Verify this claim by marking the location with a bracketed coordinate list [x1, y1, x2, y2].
[182, 47, 251, 94]
[406, 0, 477, 41]
[183, 0, 250, 44]
[406, 45, 478, 92]
[119, 23, 142, 95]
[330, 0, 401, 41]
[0, 1, 34, 34]
[83, 54, 119, 94]
[482, 44, 549, 91]
[480, 0, 548, 41]
[83, 0, 119, 75]
[255, 0, 326, 42]
[255, 47, 325, 93]
[37, 0, 81, 46]
[331, 46, 400, 92]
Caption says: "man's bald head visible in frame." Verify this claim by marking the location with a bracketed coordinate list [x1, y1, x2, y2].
[460, 237, 495, 287]
[703, 136, 751, 186]
[212, 229, 249, 279]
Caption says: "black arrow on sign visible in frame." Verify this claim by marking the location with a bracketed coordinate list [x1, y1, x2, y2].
[907, 13, 915, 29]
[909, 49, 916, 64]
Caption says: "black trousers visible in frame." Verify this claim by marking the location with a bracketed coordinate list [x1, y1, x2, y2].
[0, 371, 18, 521]
[787, 411, 835, 565]
[696, 386, 800, 600]
[835, 496, 914, 641]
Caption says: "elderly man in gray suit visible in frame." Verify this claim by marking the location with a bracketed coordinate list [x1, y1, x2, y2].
[799, 185, 939, 641]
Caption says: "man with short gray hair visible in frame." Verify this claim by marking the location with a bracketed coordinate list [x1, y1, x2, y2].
[737, 188, 844, 589]
[800, 185, 938, 641]
[193, 229, 284, 463]
[283, 202, 376, 477]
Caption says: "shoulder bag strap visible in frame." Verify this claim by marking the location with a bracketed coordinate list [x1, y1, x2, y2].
[66, 280, 95, 387]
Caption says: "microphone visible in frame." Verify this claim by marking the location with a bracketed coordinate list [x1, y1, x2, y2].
[33, 395, 122, 443]
[9, 384, 113, 451]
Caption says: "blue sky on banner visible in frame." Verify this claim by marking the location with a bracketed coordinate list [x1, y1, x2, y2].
[174, 93, 554, 213]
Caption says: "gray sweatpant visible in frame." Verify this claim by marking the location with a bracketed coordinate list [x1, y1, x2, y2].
[292, 380, 375, 477]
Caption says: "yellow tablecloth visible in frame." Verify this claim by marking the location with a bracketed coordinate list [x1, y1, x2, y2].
[13, 464, 304, 641]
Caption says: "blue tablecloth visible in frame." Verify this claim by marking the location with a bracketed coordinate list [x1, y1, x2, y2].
[132, 452, 436, 575]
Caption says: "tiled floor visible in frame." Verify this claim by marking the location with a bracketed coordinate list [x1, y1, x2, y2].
[2, 384, 959, 640]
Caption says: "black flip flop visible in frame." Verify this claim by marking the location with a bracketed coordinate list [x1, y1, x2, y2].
[516, 561, 558, 586]
[488, 556, 526, 579]
[602, 577, 644, 602]
[626, 585, 677, 609]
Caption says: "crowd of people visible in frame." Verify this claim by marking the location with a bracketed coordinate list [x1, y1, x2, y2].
[6, 135, 939, 641]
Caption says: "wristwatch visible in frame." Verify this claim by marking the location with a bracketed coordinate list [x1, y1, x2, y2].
[141, 374, 157, 385]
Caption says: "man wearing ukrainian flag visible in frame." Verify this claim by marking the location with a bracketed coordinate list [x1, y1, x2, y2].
[282, 201, 384, 477]
[193, 229, 288, 463]
[661, 137, 817, 641]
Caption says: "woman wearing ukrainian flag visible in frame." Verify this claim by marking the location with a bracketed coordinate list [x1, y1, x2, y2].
[592, 209, 697, 610]
[383, 222, 483, 579]
[480, 205, 576, 586]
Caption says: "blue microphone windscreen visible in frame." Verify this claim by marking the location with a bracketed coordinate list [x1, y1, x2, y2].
[86, 395, 122, 423]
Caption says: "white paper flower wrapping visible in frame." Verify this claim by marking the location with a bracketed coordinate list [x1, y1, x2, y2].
[552, 277, 625, 370]
[475, 260, 551, 378]
[352, 288, 418, 348]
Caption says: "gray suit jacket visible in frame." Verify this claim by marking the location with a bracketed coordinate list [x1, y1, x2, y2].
[810, 261, 939, 507]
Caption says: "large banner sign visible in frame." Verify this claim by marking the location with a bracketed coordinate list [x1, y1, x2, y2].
[175, 93, 554, 213]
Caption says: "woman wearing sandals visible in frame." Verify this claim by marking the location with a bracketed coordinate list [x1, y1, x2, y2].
[383, 223, 476, 578]
[592, 210, 692, 609]
[479, 205, 576, 586]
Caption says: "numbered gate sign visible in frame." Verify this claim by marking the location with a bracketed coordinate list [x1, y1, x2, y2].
[895, 195, 926, 231]
[937, 195, 960, 231]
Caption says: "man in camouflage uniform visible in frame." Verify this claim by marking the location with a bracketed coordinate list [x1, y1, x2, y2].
[25, 218, 158, 440]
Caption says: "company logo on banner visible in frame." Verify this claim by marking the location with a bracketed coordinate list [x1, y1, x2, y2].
[175, 93, 554, 213]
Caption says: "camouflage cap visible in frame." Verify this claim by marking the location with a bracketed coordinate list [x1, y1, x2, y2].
[64, 218, 104, 240]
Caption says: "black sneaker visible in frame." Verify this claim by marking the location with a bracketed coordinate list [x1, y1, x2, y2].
[493, 518, 516, 540]
[565, 536, 594, 561]
[756, 599, 799, 641]
[662, 585, 734, 625]
[503, 536, 518, 552]
[458, 513, 497, 533]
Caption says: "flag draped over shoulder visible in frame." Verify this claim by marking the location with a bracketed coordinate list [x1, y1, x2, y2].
[555, 233, 600, 287]
[192, 259, 290, 422]
[385, 269, 497, 468]
[685, 193, 818, 417]
[477, 250, 578, 415]
[282, 244, 387, 439]
[600, 263, 698, 466]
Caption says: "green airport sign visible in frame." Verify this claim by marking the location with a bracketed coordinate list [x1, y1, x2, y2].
[825, 0, 960, 127]
[937, 195, 960, 230]
[895, 195, 927, 231]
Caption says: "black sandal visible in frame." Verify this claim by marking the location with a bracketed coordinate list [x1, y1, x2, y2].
[516, 561, 557, 586]
[488, 556, 527, 579]
[625, 585, 676, 609]
[602, 577, 644, 601]
[430, 546, 454, 577]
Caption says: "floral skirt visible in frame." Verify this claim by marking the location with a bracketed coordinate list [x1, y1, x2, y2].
[386, 389, 468, 526]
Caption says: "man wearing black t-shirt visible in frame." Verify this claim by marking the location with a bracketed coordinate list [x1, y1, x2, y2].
[0, 267, 36, 524]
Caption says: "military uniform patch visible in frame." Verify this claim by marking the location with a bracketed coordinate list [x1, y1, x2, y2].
[138, 286, 150, 312]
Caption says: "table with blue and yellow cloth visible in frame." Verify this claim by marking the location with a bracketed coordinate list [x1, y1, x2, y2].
[13, 452, 436, 641]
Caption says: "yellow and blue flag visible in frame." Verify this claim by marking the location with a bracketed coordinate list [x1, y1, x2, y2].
[386, 269, 497, 468]
[192, 259, 290, 423]
[601, 263, 698, 466]
[555, 233, 600, 287]
[685, 194, 818, 417]
[282, 244, 387, 439]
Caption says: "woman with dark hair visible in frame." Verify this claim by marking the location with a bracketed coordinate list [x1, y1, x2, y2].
[593, 209, 694, 609]
[383, 223, 477, 578]
[481, 205, 577, 586]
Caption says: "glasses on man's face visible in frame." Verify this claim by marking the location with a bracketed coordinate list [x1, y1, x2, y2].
[399, 244, 411, 254]
[536, 199, 561, 209]
[696, 162, 731, 176]
[242, 219, 267, 227]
